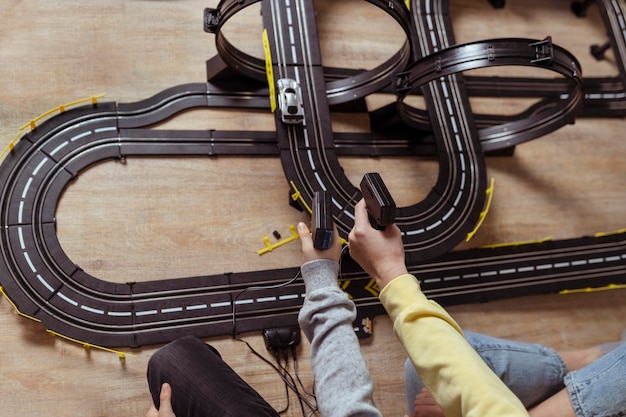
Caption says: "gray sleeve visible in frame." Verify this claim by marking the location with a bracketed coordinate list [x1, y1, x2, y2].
[297, 259, 382, 417]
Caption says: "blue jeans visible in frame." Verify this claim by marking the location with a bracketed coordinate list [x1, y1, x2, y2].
[404, 331, 626, 416]
[565, 343, 626, 417]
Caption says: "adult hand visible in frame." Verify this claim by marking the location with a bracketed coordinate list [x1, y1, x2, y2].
[297, 221, 343, 263]
[348, 199, 408, 290]
[146, 383, 176, 417]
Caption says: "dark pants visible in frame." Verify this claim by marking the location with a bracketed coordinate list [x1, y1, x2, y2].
[147, 336, 280, 417]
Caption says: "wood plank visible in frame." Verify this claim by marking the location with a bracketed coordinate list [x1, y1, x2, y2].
[0, 1, 624, 416]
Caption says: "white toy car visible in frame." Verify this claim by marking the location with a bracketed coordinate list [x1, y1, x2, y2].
[277, 78, 304, 124]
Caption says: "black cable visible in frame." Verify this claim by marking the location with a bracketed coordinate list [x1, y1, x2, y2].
[234, 336, 319, 413]
[291, 344, 317, 407]
[231, 269, 302, 337]
[277, 347, 307, 416]
[274, 349, 291, 414]
[231, 269, 318, 415]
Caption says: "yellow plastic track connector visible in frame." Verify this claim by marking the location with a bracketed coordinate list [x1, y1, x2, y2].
[20, 94, 106, 132]
[559, 283, 626, 295]
[258, 225, 300, 255]
[1, 94, 106, 162]
[0, 132, 24, 162]
[46, 330, 133, 359]
[481, 235, 553, 249]
[595, 228, 626, 237]
[1, 286, 132, 359]
[1, 285, 41, 323]
[466, 177, 495, 241]
[289, 180, 312, 213]
[262, 29, 277, 113]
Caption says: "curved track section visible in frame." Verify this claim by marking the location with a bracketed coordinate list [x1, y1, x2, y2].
[206, 0, 413, 105]
[395, 37, 584, 151]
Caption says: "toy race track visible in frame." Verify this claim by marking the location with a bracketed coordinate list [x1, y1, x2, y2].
[1, 0, 625, 347]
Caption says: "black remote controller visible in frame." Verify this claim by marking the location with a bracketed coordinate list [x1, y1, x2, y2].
[359, 173, 396, 230]
[312, 190, 334, 249]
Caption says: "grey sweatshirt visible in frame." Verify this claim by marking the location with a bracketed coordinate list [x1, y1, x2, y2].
[297, 259, 383, 417]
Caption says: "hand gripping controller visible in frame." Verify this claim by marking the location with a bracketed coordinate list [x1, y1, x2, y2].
[359, 173, 396, 230]
[312, 190, 334, 249]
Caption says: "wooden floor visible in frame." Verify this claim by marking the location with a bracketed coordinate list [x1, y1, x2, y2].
[1, 1, 625, 416]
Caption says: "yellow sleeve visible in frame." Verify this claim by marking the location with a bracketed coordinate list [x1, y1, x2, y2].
[380, 274, 529, 417]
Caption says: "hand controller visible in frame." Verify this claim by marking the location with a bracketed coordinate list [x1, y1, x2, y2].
[312, 190, 334, 249]
[359, 173, 396, 230]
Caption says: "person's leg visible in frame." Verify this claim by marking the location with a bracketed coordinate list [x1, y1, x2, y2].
[404, 331, 568, 413]
[557, 347, 602, 373]
[528, 388, 576, 417]
[561, 342, 626, 417]
[147, 336, 279, 417]
[407, 330, 626, 417]
[469, 332, 569, 407]
[528, 341, 626, 417]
